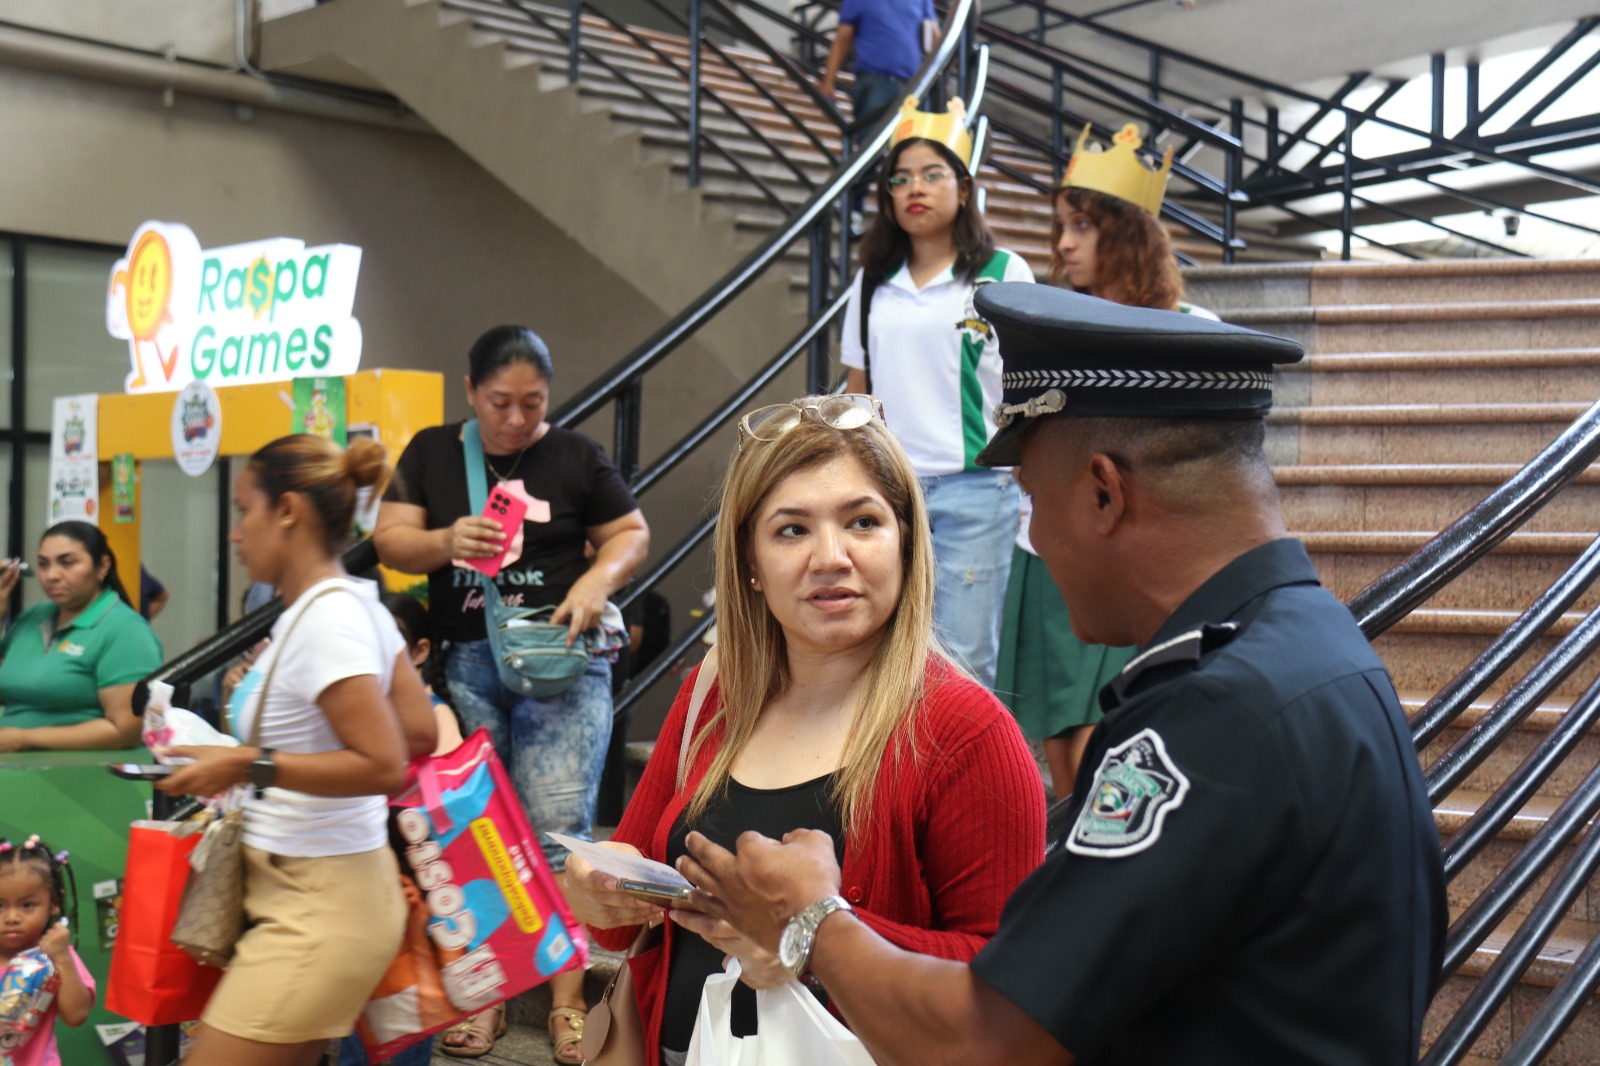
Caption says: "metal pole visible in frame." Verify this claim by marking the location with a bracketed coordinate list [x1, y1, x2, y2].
[1051, 70, 1065, 184]
[567, 0, 581, 83]
[807, 218, 830, 393]
[1148, 51, 1161, 107]
[1430, 51, 1446, 142]
[613, 377, 643, 483]
[145, 777, 185, 1065]
[1225, 98, 1241, 265]
[1342, 109, 1355, 260]
[1466, 60, 1481, 137]
[7, 237, 24, 595]
[688, 0, 703, 188]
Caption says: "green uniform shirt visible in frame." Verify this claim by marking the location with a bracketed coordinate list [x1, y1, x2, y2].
[0, 590, 163, 730]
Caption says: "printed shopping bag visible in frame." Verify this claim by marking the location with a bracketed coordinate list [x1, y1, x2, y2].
[105, 821, 224, 1026]
[354, 729, 589, 1061]
[683, 959, 876, 1066]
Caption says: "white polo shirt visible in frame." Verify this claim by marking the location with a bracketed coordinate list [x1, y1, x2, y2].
[841, 250, 1036, 476]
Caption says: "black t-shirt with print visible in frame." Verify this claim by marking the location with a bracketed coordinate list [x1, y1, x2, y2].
[387, 422, 639, 643]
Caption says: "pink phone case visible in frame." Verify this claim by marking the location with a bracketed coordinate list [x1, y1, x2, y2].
[466, 486, 529, 578]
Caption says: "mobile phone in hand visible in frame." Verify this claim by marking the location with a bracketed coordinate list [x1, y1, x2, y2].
[618, 879, 694, 905]
[108, 763, 174, 780]
[465, 486, 529, 579]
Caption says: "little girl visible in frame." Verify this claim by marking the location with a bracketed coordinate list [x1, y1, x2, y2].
[0, 837, 91, 1066]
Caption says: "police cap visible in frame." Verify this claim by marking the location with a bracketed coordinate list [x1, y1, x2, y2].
[974, 284, 1304, 468]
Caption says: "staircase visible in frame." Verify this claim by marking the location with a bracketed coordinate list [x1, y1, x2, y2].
[258, 0, 1318, 320]
[1186, 257, 1600, 1064]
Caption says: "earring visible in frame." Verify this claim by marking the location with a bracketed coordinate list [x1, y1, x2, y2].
[281, 519, 293, 529]
[749, 577, 759, 589]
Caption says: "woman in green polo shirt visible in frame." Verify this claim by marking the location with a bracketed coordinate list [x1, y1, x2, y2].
[0, 521, 162, 751]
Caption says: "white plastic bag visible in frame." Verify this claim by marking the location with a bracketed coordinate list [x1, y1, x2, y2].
[141, 680, 239, 756]
[683, 959, 876, 1066]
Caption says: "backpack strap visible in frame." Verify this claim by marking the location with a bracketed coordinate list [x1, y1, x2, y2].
[858, 273, 882, 393]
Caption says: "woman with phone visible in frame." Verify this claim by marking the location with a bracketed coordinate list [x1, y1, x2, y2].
[0, 522, 161, 752]
[373, 325, 649, 1061]
[565, 396, 1045, 1066]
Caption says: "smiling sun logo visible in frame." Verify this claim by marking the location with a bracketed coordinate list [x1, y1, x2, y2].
[108, 222, 201, 393]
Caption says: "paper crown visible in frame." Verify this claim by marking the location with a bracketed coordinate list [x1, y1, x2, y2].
[1060, 123, 1173, 216]
[889, 96, 973, 167]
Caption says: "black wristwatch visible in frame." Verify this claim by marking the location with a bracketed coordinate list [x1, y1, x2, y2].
[249, 747, 277, 798]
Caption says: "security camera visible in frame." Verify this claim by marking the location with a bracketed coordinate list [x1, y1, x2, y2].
[1503, 212, 1521, 238]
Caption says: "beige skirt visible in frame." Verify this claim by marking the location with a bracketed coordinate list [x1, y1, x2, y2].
[202, 844, 407, 1044]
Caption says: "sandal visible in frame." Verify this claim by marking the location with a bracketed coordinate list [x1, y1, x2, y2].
[548, 1006, 587, 1065]
[440, 1003, 507, 1059]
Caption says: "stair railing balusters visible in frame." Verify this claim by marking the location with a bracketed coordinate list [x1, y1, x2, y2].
[1500, 916, 1600, 1065]
[688, 0, 702, 188]
[1442, 752, 1600, 975]
[1409, 535, 1600, 750]
[1225, 100, 1241, 264]
[1422, 799, 1600, 1066]
[567, 0, 580, 82]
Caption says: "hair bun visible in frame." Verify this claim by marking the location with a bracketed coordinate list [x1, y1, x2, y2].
[343, 436, 391, 492]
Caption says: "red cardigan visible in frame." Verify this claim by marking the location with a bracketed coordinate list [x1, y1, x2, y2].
[592, 657, 1046, 1064]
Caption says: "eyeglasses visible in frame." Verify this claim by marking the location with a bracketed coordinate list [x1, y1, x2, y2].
[737, 395, 886, 451]
[886, 168, 955, 192]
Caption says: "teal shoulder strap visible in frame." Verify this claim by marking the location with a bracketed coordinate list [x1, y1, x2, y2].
[462, 420, 488, 514]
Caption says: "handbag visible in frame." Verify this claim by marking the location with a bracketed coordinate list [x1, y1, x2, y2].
[581, 647, 720, 1066]
[684, 959, 875, 1066]
[105, 821, 225, 1024]
[169, 584, 342, 966]
[462, 420, 591, 698]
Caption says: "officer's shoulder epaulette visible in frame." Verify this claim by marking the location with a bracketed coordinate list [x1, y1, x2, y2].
[1107, 622, 1240, 702]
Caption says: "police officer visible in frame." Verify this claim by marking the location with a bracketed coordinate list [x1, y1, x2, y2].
[674, 284, 1447, 1065]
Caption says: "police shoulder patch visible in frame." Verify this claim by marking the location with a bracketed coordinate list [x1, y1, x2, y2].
[1067, 728, 1191, 858]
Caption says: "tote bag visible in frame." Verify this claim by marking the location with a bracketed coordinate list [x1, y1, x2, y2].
[105, 822, 225, 1026]
[354, 728, 590, 1061]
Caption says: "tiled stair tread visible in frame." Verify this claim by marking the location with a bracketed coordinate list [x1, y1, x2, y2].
[1187, 259, 1600, 282]
[1269, 402, 1590, 425]
[1383, 608, 1586, 637]
[1401, 691, 1574, 732]
[1228, 299, 1600, 325]
[1298, 348, 1600, 371]
[1299, 531, 1596, 555]
[1435, 788, 1567, 841]
[1273, 463, 1600, 485]
[1452, 906, 1599, 988]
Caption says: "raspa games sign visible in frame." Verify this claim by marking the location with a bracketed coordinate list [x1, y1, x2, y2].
[106, 221, 363, 394]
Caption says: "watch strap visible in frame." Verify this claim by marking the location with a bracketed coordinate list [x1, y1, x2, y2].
[790, 894, 853, 977]
[250, 747, 277, 797]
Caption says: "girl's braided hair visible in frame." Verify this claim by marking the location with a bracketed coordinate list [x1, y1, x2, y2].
[0, 835, 77, 943]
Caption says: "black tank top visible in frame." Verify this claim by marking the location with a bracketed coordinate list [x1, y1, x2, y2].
[659, 773, 846, 1052]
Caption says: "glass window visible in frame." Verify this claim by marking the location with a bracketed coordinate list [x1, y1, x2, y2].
[140, 459, 222, 656]
[20, 443, 50, 604]
[25, 244, 126, 432]
[0, 242, 13, 421]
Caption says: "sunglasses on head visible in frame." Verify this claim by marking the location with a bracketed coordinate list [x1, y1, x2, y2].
[737, 395, 887, 451]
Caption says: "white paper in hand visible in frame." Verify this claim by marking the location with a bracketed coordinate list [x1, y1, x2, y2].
[547, 832, 692, 888]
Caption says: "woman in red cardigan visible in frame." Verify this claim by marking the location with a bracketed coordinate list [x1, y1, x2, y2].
[566, 395, 1045, 1066]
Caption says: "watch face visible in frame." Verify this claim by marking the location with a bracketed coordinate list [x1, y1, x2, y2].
[778, 918, 810, 974]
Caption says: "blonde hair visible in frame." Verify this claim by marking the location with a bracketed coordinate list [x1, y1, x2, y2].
[686, 401, 940, 836]
[248, 434, 390, 555]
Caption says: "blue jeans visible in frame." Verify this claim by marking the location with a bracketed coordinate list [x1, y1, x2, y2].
[445, 639, 614, 871]
[336, 1033, 432, 1066]
[850, 70, 907, 212]
[923, 470, 1020, 689]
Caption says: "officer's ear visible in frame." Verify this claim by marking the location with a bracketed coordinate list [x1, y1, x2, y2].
[1087, 453, 1126, 534]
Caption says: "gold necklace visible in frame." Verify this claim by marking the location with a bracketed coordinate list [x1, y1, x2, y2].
[484, 442, 530, 485]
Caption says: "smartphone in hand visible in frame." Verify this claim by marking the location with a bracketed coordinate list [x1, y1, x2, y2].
[108, 763, 174, 780]
[465, 486, 529, 579]
[617, 879, 694, 905]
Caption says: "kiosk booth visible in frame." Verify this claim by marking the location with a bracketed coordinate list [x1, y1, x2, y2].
[1, 219, 442, 1063]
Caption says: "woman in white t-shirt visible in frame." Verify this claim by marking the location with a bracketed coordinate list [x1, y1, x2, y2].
[841, 97, 1035, 689]
[158, 433, 437, 1066]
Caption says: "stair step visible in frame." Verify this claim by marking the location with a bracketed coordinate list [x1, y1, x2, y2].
[1299, 531, 1596, 555]
[1190, 258, 1600, 308]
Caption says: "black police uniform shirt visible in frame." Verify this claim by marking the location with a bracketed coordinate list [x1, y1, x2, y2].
[971, 538, 1446, 1064]
[387, 422, 638, 644]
